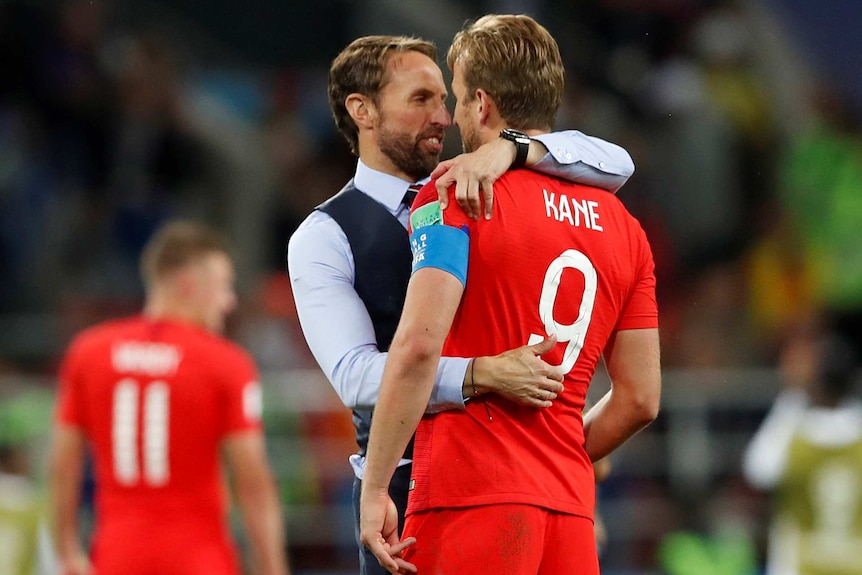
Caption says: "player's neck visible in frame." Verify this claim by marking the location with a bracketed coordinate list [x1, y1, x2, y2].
[143, 297, 205, 330]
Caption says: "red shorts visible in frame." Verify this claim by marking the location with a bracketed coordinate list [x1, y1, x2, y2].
[91, 521, 240, 575]
[402, 504, 599, 575]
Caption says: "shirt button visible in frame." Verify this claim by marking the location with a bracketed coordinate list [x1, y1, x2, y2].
[565, 153, 573, 161]
[556, 149, 565, 158]
[599, 161, 606, 169]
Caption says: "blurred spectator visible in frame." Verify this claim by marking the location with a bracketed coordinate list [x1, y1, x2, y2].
[0, 445, 46, 575]
[670, 260, 760, 367]
[77, 31, 212, 298]
[640, 50, 745, 278]
[743, 326, 862, 575]
[692, 1, 779, 247]
[743, 202, 815, 356]
[779, 87, 862, 356]
[692, 2, 775, 148]
[0, 389, 58, 575]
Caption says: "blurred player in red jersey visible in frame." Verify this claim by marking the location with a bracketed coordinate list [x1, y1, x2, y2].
[360, 14, 661, 575]
[48, 221, 289, 575]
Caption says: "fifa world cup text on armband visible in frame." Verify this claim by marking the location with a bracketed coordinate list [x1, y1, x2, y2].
[411, 233, 428, 265]
[542, 188, 604, 231]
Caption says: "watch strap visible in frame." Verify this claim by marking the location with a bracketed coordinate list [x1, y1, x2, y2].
[500, 128, 530, 169]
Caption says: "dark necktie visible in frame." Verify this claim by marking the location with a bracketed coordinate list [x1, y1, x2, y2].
[402, 183, 422, 208]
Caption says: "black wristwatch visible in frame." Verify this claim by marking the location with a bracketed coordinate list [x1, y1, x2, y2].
[500, 128, 531, 169]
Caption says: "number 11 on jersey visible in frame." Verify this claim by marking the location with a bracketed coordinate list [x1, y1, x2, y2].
[112, 379, 170, 487]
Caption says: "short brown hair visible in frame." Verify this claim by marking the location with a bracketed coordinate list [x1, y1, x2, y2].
[140, 221, 230, 288]
[447, 14, 564, 131]
[328, 35, 437, 155]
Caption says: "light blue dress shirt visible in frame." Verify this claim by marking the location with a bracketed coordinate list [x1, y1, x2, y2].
[287, 130, 634, 477]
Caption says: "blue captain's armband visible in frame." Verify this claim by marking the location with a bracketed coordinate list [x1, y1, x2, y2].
[410, 225, 469, 287]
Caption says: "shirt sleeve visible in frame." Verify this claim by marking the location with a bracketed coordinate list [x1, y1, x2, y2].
[288, 211, 468, 413]
[56, 337, 87, 429]
[617, 225, 659, 331]
[532, 130, 635, 194]
[221, 347, 264, 435]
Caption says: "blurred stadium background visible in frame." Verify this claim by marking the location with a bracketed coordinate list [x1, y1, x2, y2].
[1, 0, 861, 573]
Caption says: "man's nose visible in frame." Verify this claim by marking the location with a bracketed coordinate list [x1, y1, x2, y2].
[432, 102, 451, 128]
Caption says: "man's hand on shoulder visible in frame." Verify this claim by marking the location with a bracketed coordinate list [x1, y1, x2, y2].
[432, 137, 517, 221]
[60, 553, 91, 575]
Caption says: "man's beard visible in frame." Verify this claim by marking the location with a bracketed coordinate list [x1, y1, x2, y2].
[377, 124, 442, 182]
[460, 121, 482, 154]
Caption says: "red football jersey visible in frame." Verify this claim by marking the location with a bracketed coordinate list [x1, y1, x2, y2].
[56, 316, 263, 575]
[406, 169, 658, 519]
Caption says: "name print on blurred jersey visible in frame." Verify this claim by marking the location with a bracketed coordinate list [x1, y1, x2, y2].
[543, 188, 604, 231]
[112, 341, 182, 377]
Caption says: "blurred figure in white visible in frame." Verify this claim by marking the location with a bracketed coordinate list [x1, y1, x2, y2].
[743, 325, 862, 575]
[0, 415, 59, 575]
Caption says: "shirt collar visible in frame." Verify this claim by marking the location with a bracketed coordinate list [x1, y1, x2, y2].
[354, 159, 430, 213]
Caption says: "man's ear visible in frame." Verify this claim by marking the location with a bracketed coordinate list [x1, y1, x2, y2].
[172, 266, 198, 300]
[475, 88, 495, 127]
[346, 93, 376, 129]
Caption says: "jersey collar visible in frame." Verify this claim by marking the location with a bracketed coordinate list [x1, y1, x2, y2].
[354, 159, 430, 214]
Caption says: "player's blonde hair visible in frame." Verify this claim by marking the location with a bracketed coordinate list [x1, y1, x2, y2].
[140, 221, 230, 289]
[447, 14, 564, 131]
[328, 35, 438, 155]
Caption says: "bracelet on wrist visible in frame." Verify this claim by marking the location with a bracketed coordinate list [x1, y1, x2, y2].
[470, 359, 479, 396]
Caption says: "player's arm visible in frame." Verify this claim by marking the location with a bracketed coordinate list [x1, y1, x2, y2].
[530, 130, 634, 193]
[288, 218, 467, 412]
[360, 266, 465, 574]
[432, 129, 634, 219]
[360, 206, 470, 573]
[741, 390, 808, 490]
[47, 425, 91, 575]
[223, 431, 290, 575]
[583, 328, 661, 462]
[288, 216, 562, 412]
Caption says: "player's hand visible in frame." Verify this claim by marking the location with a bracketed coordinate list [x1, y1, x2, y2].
[594, 456, 612, 483]
[359, 490, 417, 574]
[60, 553, 92, 575]
[476, 335, 564, 407]
[431, 137, 516, 221]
